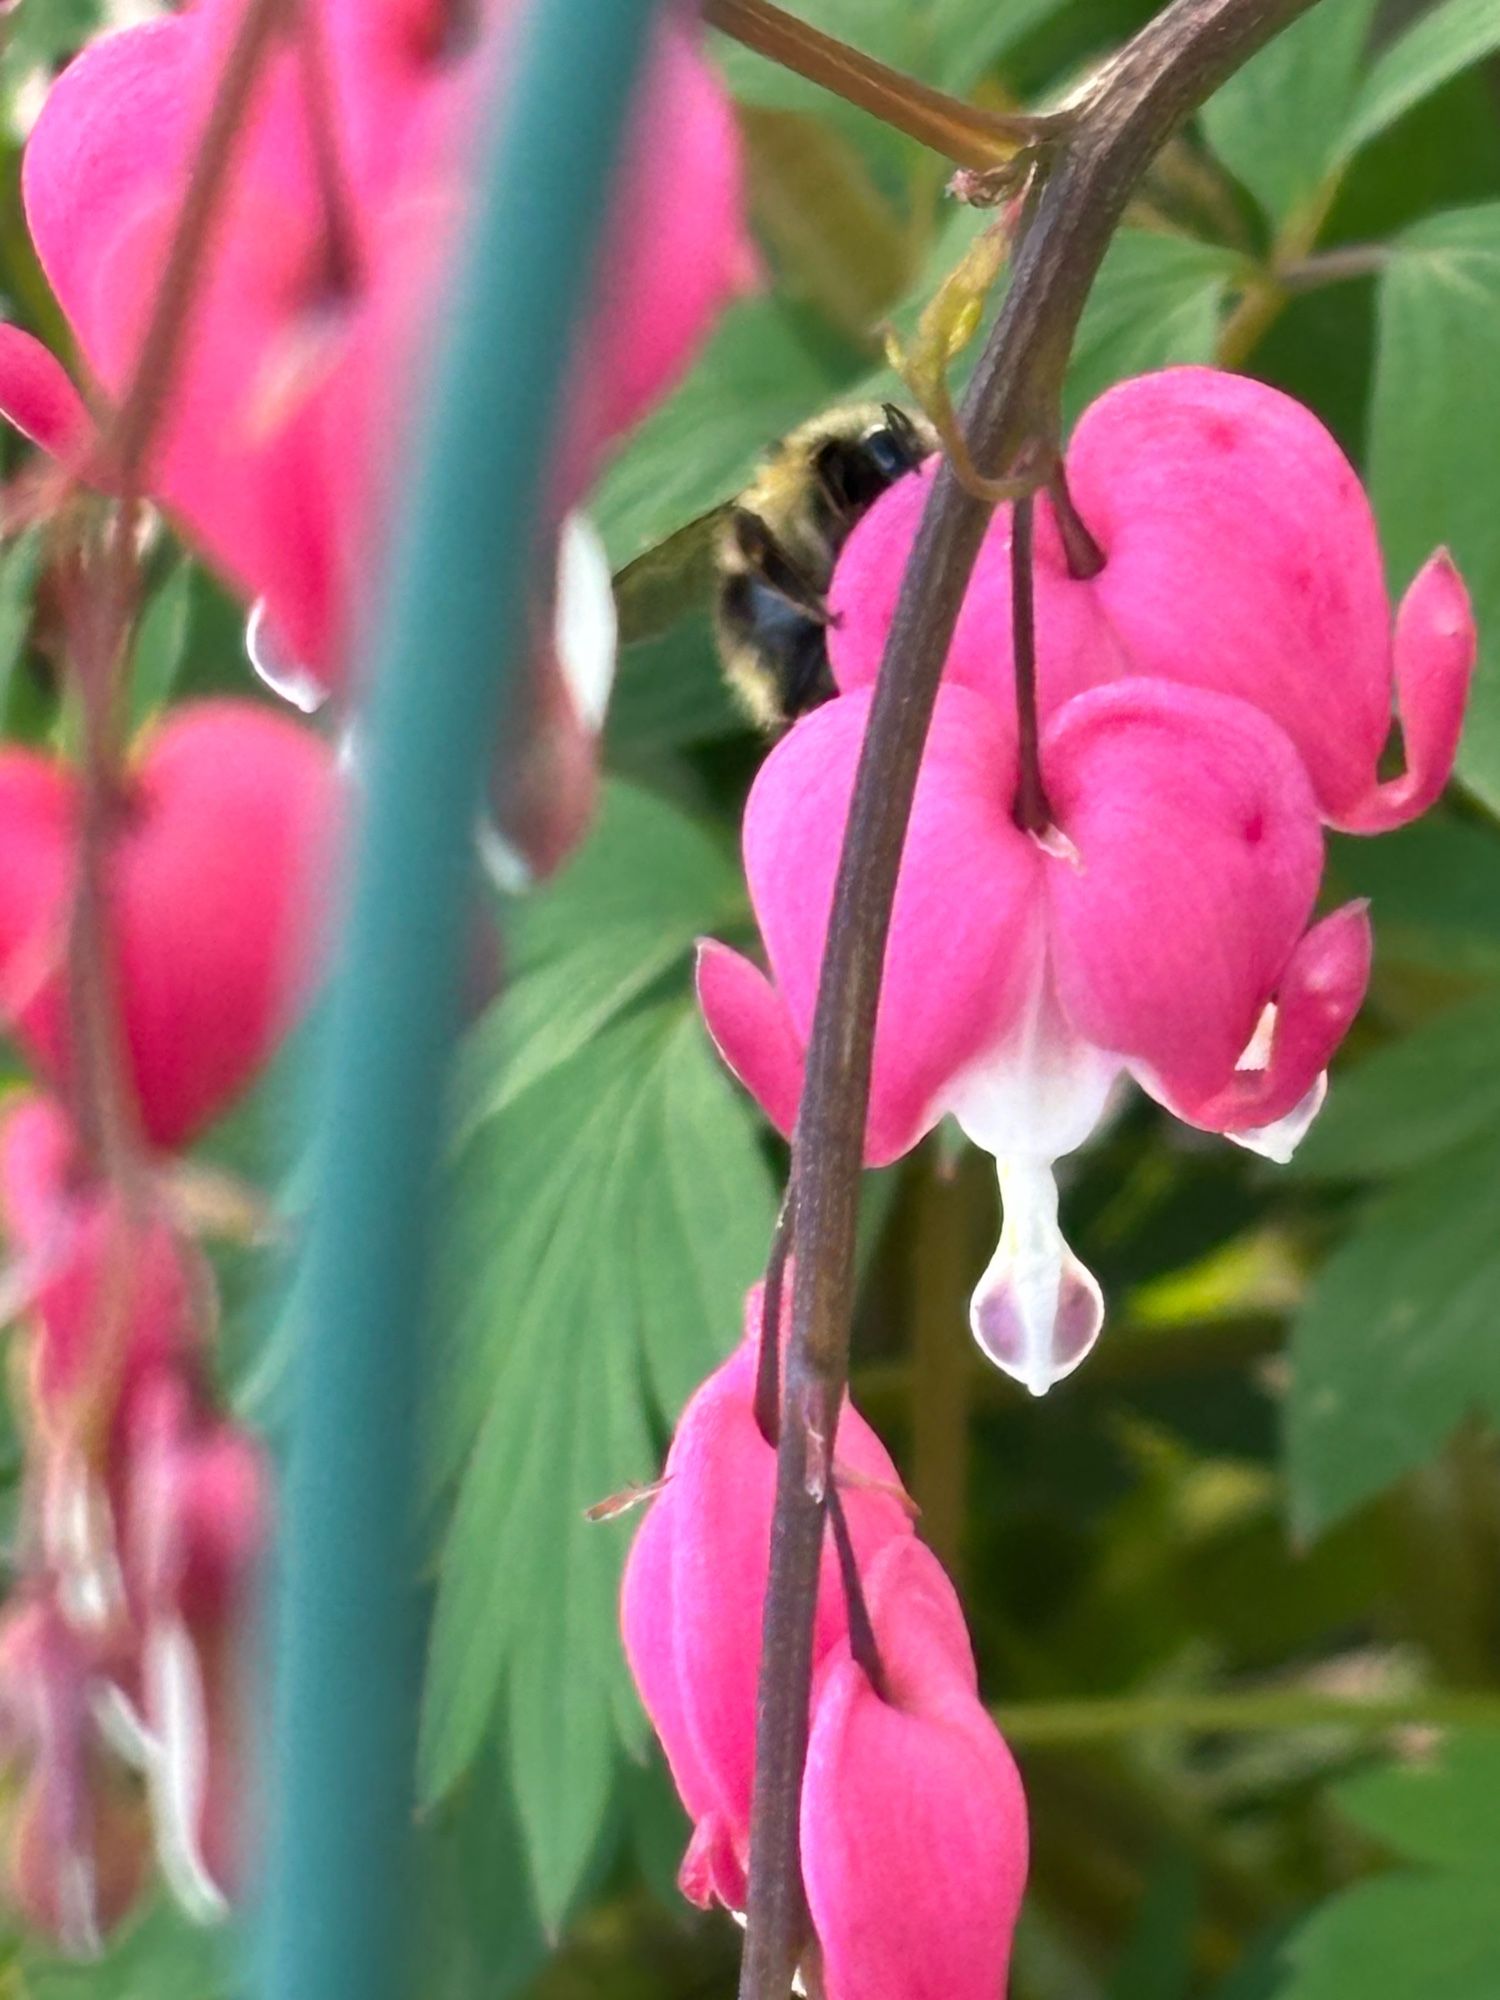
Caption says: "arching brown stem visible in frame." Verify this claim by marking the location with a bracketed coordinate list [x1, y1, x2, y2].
[736, 0, 1331, 1993]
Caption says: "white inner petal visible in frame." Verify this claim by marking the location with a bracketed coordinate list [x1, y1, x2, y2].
[554, 511, 618, 732]
[1230, 1072, 1328, 1164]
[142, 1620, 230, 1926]
[475, 815, 535, 896]
[1235, 1002, 1278, 1072]
[49, 1459, 124, 1633]
[57, 1851, 102, 1961]
[246, 601, 327, 715]
[946, 952, 1121, 1164]
[970, 1158, 1105, 1396]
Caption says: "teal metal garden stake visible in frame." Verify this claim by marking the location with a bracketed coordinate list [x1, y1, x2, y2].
[256, 3, 661, 1994]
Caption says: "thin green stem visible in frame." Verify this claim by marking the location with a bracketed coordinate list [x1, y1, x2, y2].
[994, 1686, 1500, 1747]
[703, 0, 1068, 170]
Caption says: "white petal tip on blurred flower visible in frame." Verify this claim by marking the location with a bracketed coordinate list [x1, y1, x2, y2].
[555, 512, 618, 734]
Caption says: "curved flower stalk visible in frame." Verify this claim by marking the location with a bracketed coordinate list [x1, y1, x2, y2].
[829, 367, 1475, 834]
[621, 1287, 1027, 1995]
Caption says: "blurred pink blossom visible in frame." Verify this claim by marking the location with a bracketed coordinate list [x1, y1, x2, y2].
[0, 0, 751, 705]
[0, 700, 335, 1151]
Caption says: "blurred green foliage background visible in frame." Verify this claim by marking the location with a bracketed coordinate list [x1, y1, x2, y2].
[3, 0, 1500, 1994]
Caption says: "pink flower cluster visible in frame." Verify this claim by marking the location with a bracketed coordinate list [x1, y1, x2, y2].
[0, 701, 335, 1948]
[0, 0, 750, 871]
[701, 367, 1476, 1395]
[0, 0, 749, 1951]
[622, 1288, 1028, 1999]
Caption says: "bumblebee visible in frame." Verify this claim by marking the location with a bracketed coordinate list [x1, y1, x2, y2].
[714, 402, 937, 729]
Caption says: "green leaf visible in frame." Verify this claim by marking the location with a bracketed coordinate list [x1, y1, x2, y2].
[591, 297, 848, 570]
[1200, 0, 1377, 225]
[1291, 991, 1500, 1180]
[1108, 1848, 1198, 2000]
[18, 1900, 233, 1998]
[421, 1008, 773, 1924]
[1276, 1873, 1500, 2000]
[0, 0, 101, 85]
[1337, 1732, 1500, 1870]
[1369, 204, 1500, 811]
[607, 612, 745, 755]
[0, 527, 40, 727]
[504, 779, 740, 973]
[1285, 1132, 1500, 1536]
[925, 0, 1073, 89]
[129, 559, 194, 730]
[1341, 0, 1500, 160]
[1064, 232, 1242, 421]
[1330, 817, 1500, 976]
[711, 0, 926, 116]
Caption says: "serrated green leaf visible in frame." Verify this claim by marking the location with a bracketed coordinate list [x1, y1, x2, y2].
[1369, 204, 1500, 811]
[1291, 991, 1500, 1180]
[1277, 1872, 1500, 2000]
[1341, 0, 1500, 160]
[635, 1016, 776, 1418]
[591, 298, 847, 571]
[451, 783, 745, 1140]
[1064, 232, 1242, 421]
[1286, 1133, 1500, 1536]
[504, 779, 740, 974]
[1200, 0, 1377, 225]
[421, 997, 773, 1923]
[1336, 1733, 1500, 1869]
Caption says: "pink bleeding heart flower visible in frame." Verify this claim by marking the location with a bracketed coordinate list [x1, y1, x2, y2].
[699, 677, 1373, 1394]
[0, 1094, 196, 1450]
[802, 1535, 1028, 2000]
[0, 1596, 151, 1954]
[0, 0, 751, 698]
[115, 1374, 266, 1919]
[621, 1284, 913, 1910]
[0, 699, 335, 1153]
[829, 367, 1475, 834]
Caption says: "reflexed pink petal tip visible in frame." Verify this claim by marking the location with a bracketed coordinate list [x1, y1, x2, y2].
[0, 326, 93, 462]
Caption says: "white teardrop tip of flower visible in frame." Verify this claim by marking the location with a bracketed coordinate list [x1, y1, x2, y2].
[246, 600, 327, 715]
[969, 1159, 1104, 1396]
[555, 511, 617, 733]
[1230, 1072, 1328, 1164]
